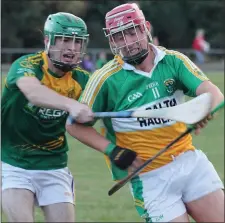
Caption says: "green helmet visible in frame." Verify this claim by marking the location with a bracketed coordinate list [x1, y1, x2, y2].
[44, 12, 89, 72]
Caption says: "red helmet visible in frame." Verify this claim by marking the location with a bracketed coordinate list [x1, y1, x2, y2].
[105, 3, 145, 32]
[103, 3, 152, 65]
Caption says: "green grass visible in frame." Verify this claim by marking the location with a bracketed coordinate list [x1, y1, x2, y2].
[1, 72, 224, 222]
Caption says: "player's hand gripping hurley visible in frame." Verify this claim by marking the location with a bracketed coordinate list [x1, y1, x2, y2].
[108, 100, 225, 196]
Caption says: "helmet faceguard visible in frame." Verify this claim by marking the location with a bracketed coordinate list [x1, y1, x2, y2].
[103, 3, 152, 65]
[44, 12, 89, 72]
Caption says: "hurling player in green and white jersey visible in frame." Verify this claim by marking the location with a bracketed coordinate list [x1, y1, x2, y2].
[1, 12, 94, 222]
[66, 3, 224, 223]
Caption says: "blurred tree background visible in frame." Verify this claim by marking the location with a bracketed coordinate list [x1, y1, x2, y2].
[2, 0, 225, 49]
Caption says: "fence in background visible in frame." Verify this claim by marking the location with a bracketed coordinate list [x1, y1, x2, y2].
[2, 47, 225, 62]
[1, 48, 224, 74]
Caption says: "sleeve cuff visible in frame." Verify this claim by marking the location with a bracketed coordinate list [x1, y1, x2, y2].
[104, 143, 116, 156]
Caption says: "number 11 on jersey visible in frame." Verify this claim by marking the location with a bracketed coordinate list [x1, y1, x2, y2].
[152, 87, 160, 99]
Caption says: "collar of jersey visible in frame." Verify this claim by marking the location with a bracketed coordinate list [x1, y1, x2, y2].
[118, 43, 166, 78]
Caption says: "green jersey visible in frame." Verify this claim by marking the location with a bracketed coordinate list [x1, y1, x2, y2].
[80, 44, 209, 180]
[2, 51, 89, 170]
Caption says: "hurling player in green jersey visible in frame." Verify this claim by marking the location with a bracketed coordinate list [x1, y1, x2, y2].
[66, 3, 224, 223]
[2, 12, 94, 222]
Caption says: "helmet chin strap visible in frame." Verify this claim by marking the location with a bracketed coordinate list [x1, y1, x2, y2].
[123, 48, 149, 65]
[51, 58, 77, 72]
[46, 49, 77, 72]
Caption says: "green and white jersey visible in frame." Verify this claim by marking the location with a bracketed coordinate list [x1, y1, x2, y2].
[2, 51, 89, 170]
[80, 44, 209, 180]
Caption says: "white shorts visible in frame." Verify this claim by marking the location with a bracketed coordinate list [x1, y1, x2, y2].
[1, 162, 75, 206]
[129, 150, 224, 222]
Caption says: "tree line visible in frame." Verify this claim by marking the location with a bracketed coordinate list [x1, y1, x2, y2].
[2, 0, 224, 49]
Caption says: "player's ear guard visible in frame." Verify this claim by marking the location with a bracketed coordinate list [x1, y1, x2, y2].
[104, 144, 137, 170]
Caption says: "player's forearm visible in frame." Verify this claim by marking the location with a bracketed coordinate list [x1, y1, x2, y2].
[66, 123, 138, 171]
[196, 81, 224, 109]
[210, 87, 224, 109]
[66, 123, 111, 153]
[17, 77, 77, 111]
[24, 84, 75, 111]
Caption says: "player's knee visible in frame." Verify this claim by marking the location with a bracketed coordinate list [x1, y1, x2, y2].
[42, 203, 75, 222]
[2, 203, 34, 222]
[2, 189, 34, 222]
[2, 201, 34, 222]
